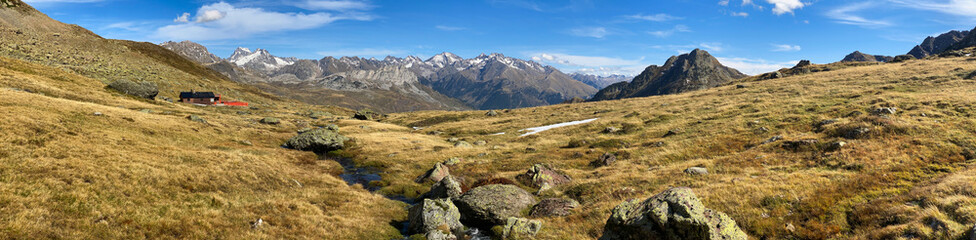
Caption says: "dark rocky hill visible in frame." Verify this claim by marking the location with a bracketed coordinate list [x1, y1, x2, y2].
[590, 49, 746, 101]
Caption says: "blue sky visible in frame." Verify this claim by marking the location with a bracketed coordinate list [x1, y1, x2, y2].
[26, 0, 976, 76]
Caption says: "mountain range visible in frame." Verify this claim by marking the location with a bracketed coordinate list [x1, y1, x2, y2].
[844, 26, 976, 63]
[568, 73, 632, 89]
[590, 49, 747, 101]
[162, 42, 598, 112]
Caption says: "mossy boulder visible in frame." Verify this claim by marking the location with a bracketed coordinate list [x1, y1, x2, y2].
[599, 187, 747, 240]
[455, 184, 537, 227]
[502, 217, 542, 239]
[259, 117, 281, 125]
[108, 79, 158, 100]
[408, 198, 464, 237]
[284, 128, 348, 153]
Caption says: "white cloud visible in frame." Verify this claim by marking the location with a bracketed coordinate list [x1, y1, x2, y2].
[435, 25, 465, 31]
[888, 0, 976, 18]
[716, 57, 797, 75]
[698, 42, 724, 52]
[651, 43, 723, 54]
[825, 2, 891, 27]
[528, 53, 647, 75]
[731, 11, 749, 17]
[719, 0, 730, 6]
[767, 0, 805, 15]
[317, 48, 406, 57]
[296, 0, 373, 11]
[626, 13, 682, 21]
[649, 24, 691, 38]
[154, 2, 371, 41]
[196, 10, 226, 23]
[174, 13, 190, 23]
[771, 44, 801, 52]
[570, 27, 609, 38]
[105, 22, 143, 32]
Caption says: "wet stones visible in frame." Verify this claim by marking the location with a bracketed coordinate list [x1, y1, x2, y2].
[284, 128, 348, 153]
[408, 198, 465, 238]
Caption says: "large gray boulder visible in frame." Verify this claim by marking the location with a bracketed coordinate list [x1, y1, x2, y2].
[455, 184, 537, 227]
[408, 198, 464, 237]
[420, 175, 463, 200]
[108, 79, 158, 100]
[599, 187, 747, 240]
[284, 128, 348, 153]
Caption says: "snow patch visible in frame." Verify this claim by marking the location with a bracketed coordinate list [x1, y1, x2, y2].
[518, 118, 599, 137]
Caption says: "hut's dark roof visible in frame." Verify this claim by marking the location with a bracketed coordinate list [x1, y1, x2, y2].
[180, 92, 216, 99]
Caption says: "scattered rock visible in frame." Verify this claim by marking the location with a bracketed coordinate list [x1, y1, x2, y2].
[353, 109, 375, 120]
[107, 79, 158, 100]
[447, 137, 460, 143]
[186, 115, 207, 123]
[93, 112, 103, 116]
[515, 164, 572, 191]
[250, 218, 264, 229]
[308, 111, 332, 119]
[284, 128, 348, 153]
[502, 217, 542, 239]
[603, 127, 621, 134]
[259, 117, 281, 125]
[735, 84, 747, 89]
[874, 107, 897, 115]
[425, 230, 457, 240]
[761, 136, 783, 145]
[785, 223, 796, 233]
[139, 109, 152, 114]
[473, 140, 487, 146]
[409, 198, 464, 237]
[454, 141, 474, 148]
[684, 167, 709, 175]
[663, 128, 684, 137]
[442, 157, 462, 166]
[421, 175, 464, 200]
[847, 111, 864, 118]
[816, 119, 839, 128]
[239, 140, 253, 146]
[966, 71, 976, 80]
[415, 162, 451, 183]
[530, 198, 580, 217]
[455, 184, 537, 227]
[755, 127, 770, 134]
[325, 124, 340, 132]
[599, 187, 747, 240]
[486, 110, 499, 117]
[525, 147, 537, 152]
[428, 131, 444, 135]
[591, 153, 617, 167]
[844, 127, 872, 139]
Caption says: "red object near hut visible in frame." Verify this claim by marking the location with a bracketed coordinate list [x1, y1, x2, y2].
[179, 91, 248, 107]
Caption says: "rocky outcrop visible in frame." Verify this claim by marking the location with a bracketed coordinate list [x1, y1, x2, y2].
[841, 51, 892, 63]
[592, 153, 617, 167]
[408, 198, 464, 238]
[515, 164, 572, 191]
[108, 79, 158, 100]
[890, 54, 915, 63]
[591, 49, 746, 101]
[909, 29, 971, 58]
[415, 162, 451, 183]
[948, 27, 976, 52]
[502, 217, 542, 239]
[455, 184, 537, 227]
[530, 198, 580, 217]
[420, 175, 463, 200]
[284, 128, 348, 153]
[599, 187, 747, 240]
[160, 41, 221, 64]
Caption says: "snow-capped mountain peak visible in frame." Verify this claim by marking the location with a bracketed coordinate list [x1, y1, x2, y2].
[227, 47, 296, 70]
[426, 52, 464, 68]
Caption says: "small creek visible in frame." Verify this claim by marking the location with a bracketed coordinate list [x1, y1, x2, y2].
[322, 155, 489, 239]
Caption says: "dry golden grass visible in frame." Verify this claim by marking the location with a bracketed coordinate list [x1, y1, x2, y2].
[0, 57, 406, 239]
[342, 56, 976, 239]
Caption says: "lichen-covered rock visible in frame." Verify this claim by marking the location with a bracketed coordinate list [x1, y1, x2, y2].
[530, 198, 580, 217]
[599, 187, 747, 240]
[415, 162, 451, 183]
[259, 117, 280, 125]
[408, 198, 464, 236]
[592, 153, 617, 167]
[186, 115, 206, 123]
[108, 79, 158, 100]
[325, 124, 340, 132]
[486, 110, 499, 117]
[502, 217, 542, 239]
[455, 184, 537, 227]
[473, 140, 488, 146]
[284, 128, 348, 153]
[353, 109, 375, 120]
[442, 157, 462, 166]
[420, 175, 463, 200]
[425, 230, 458, 240]
[454, 141, 474, 148]
[515, 164, 571, 191]
[684, 167, 709, 176]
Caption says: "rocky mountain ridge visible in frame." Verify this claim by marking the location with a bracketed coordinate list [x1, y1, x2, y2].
[568, 73, 632, 89]
[841, 51, 893, 63]
[590, 49, 747, 101]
